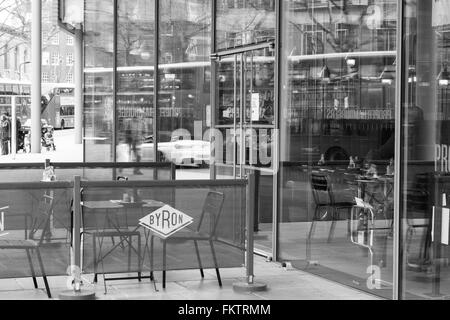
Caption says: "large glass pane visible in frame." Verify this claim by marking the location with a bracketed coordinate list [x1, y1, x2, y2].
[116, 0, 155, 165]
[401, 0, 450, 300]
[158, 0, 212, 180]
[216, 0, 276, 50]
[279, 0, 397, 299]
[84, 0, 115, 162]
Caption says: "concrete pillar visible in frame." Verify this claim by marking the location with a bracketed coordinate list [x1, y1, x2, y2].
[31, 0, 42, 154]
[74, 29, 83, 145]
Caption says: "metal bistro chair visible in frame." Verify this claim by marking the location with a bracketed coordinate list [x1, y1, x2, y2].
[308, 172, 354, 244]
[0, 194, 54, 298]
[405, 173, 432, 271]
[150, 191, 225, 289]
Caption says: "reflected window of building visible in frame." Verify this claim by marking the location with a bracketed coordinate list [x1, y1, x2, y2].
[116, 0, 155, 164]
[157, 0, 211, 172]
[84, 0, 115, 162]
[216, 0, 275, 50]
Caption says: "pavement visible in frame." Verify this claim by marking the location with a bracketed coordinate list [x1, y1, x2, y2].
[0, 129, 83, 163]
[0, 255, 380, 300]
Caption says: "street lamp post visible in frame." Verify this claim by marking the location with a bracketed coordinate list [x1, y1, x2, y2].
[18, 61, 31, 81]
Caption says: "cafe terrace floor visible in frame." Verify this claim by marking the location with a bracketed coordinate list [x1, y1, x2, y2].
[0, 255, 379, 300]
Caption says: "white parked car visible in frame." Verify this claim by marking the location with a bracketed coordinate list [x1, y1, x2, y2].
[140, 136, 211, 166]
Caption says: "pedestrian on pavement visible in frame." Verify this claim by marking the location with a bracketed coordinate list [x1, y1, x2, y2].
[124, 116, 143, 175]
[0, 114, 11, 155]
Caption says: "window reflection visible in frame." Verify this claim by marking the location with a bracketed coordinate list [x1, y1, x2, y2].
[157, 0, 211, 172]
[216, 0, 275, 50]
[84, 0, 115, 162]
[279, 0, 397, 299]
[116, 0, 155, 165]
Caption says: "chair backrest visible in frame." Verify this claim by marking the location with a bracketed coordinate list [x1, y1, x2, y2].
[310, 173, 333, 205]
[31, 193, 54, 246]
[196, 191, 225, 236]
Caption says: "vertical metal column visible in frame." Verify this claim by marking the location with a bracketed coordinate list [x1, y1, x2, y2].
[393, 0, 404, 301]
[272, 0, 282, 262]
[153, 0, 160, 163]
[210, 0, 217, 180]
[74, 29, 84, 145]
[112, 0, 118, 163]
[59, 176, 95, 300]
[11, 98, 16, 159]
[233, 172, 267, 292]
[31, 0, 42, 154]
[73, 175, 82, 286]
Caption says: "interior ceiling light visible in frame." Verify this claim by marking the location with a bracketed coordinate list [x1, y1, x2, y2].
[438, 63, 450, 86]
[380, 65, 395, 85]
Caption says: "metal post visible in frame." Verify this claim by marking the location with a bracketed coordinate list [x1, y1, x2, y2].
[11, 97, 16, 159]
[74, 29, 83, 145]
[73, 176, 82, 285]
[233, 172, 267, 293]
[59, 175, 95, 300]
[393, 0, 404, 301]
[31, 0, 42, 154]
[153, 0, 160, 163]
[247, 172, 255, 282]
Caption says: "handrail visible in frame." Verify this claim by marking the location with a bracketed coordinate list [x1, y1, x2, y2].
[80, 179, 247, 188]
[0, 162, 175, 169]
[0, 181, 73, 190]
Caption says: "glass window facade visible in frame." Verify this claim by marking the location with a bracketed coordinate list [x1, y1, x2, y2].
[400, 0, 450, 299]
[279, 0, 397, 299]
[81, 0, 450, 299]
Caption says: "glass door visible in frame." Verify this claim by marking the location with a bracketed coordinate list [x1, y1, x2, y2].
[213, 45, 276, 256]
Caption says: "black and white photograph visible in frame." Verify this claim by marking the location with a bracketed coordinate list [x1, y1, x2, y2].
[0, 0, 447, 311]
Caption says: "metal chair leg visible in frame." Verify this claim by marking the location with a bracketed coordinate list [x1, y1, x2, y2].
[36, 248, 51, 299]
[162, 241, 167, 289]
[194, 240, 204, 278]
[127, 235, 132, 273]
[93, 234, 97, 283]
[209, 240, 222, 287]
[26, 249, 38, 289]
[150, 235, 154, 281]
[328, 220, 337, 243]
[308, 205, 322, 240]
[137, 234, 142, 282]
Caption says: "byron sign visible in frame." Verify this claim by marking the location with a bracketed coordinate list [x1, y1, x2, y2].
[139, 205, 194, 239]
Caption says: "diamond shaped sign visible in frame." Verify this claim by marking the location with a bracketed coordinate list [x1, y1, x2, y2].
[139, 205, 194, 239]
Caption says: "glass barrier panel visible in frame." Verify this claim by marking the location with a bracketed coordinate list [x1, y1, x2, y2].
[80, 183, 246, 275]
[0, 185, 72, 279]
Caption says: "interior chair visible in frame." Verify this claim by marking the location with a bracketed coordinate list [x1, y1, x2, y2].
[150, 191, 225, 289]
[80, 188, 142, 286]
[308, 173, 354, 244]
[0, 194, 54, 298]
[405, 172, 432, 271]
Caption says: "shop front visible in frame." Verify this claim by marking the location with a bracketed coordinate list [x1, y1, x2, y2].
[83, 0, 450, 300]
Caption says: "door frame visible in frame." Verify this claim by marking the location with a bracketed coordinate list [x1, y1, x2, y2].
[210, 40, 278, 259]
